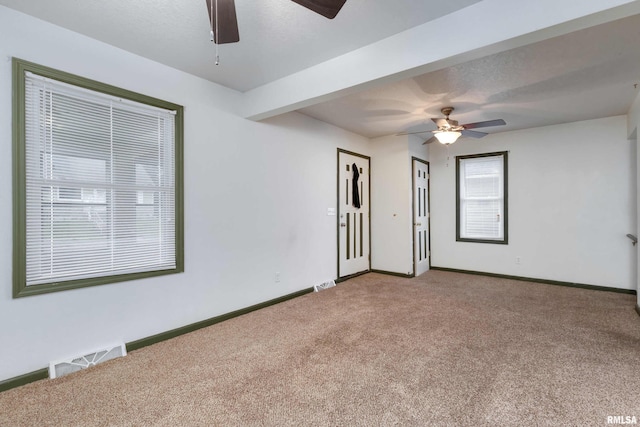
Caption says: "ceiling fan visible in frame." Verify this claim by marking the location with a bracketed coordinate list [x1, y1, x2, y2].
[205, 0, 348, 44]
[398, 107, 506, 145]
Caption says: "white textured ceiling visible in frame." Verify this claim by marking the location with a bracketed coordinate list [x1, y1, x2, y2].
[1, 0, 639, 138]
[0, 0, 480, 92]
[299, 13, 640, 138]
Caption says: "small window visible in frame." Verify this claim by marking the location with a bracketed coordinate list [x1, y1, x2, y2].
[13, 58, 184, 297]
[456, 152, 508, 244]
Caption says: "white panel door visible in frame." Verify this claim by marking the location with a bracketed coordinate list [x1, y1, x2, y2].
[413, 159, 430, 276]
[338, 150, 370, 278]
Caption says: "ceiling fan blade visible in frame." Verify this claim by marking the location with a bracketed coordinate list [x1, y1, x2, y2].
[462, 119, 506, 130]
[422, 136, 438, 145]
[291, 0, 347, 19]
[395, 130, 433, 136]
[206, 0, 240, 44]
[461, 129, 488, 138]
[431, 118, 458, 127]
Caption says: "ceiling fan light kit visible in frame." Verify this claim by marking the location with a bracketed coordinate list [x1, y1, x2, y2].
[434, 130, 462, 145]
[396, 106, 506, 146]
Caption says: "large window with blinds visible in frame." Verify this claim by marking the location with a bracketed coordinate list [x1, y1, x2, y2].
[456, 152, 508, 244]
[13, 59, 184, 297]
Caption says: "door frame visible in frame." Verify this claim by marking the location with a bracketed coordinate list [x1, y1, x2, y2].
[411, 157, 431, 276]
[336, 148, 371, 281]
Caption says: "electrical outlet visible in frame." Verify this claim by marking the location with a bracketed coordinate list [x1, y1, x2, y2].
[515, 257, 521, 265]
[275, 272, 280, 282]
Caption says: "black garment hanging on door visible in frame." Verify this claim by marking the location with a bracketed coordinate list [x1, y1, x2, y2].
[352, 163, 361, 209]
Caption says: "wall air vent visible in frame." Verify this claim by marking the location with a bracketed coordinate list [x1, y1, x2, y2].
[49, 343, 127, 379]
[314, 280, 336, 292]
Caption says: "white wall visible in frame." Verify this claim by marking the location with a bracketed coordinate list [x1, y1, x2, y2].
[628, 90, 640, 140]
[637, 128, 640, 307]
[631, 91, 640, 305]
[430, 116, 635, 290]
[0, 7, 370, 382]
[629, 135, 637, 303]
[370, 136, 412, 275]
[409, 135, 430, 164]
[634, 133, 639, 307]
[370, 135, 428, 275]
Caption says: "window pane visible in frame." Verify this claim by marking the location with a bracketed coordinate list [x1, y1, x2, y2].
[28, 201, 110, 283]
[23, 70, 178, 287]
[457, 153, 507, 243]
[462, 200, 501, 238]
[465, 175, 500, 198]
[51, 154, 107, 184]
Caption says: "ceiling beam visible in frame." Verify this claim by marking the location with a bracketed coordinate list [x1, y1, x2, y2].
[242, 0, 640, 121]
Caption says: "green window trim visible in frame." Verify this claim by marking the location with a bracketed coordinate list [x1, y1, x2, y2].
[12, 58, 185, 298]
[455, 151, 508, 245]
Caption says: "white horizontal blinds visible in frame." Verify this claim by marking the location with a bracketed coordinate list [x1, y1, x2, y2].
[24, 72, 176, 286]
[459, 155, 504, 240]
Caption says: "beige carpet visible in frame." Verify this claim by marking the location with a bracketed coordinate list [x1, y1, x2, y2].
[1, 271, 639, 426]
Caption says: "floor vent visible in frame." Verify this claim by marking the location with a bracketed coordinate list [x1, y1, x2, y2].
[49, 343, 127, 379]
[314, 280, 336, 292]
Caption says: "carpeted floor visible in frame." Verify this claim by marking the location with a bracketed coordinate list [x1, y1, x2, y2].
[1, 271, 639, 426]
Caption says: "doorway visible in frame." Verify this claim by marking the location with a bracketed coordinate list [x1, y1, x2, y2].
[337, 149, 370, 279]
[412, 158, 430, 276]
